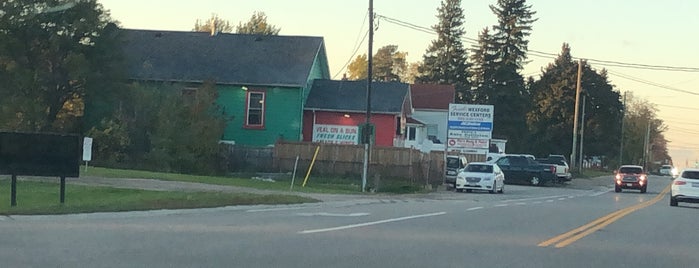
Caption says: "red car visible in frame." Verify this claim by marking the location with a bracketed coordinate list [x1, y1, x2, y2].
[614, 165, 648, 193]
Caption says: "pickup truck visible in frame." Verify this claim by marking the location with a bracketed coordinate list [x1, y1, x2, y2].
[492, 155, 558, 186]
[536, 156, 572, 182]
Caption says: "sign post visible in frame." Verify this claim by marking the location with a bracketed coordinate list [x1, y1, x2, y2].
[83, 137, 93, 172]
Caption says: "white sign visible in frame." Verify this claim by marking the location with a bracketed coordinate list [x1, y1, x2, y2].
[447, 104, 495, 155]
[448, 129, 493, 139]
[82, 137, 93, 161]
[447, 138, 490, 149]
[312, 124, 358, 145]
[448, 104, 494, 123]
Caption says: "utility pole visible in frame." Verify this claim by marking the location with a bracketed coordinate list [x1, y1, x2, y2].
[643, 121, 651, 170]
[361, 0, 374, 192]
[571, 59, 583, 169]
[579, 94, 586, 173]
[619, 92, 626, 166]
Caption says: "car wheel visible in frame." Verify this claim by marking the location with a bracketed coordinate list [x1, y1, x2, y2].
[670, 196, 678, 207]
[640, 186, 647, 193]
[466, 189, 472, 193]
[530, 176, 540, 186]
[456, 188, 463, 192]
[615, 185, 621, 193]
[498, 184, 504, 194]
[489, 182, 496, 194]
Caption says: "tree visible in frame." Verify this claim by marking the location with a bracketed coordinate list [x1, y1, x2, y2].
[400, 62, 421, 84]
[526, 44, 624, 162]
[88, 81, 230, 174]
[346, 45, 409, 82]
[621, 92, 669, 168]
[0, 0, 115, 133]
[236, 11, 280, 35]
[347, 54, 368, 80]
[470, 27, 498, 104]
[416, 0, 471, 102]
[485, 0, 537, 152]
[193, 13, 233, 34]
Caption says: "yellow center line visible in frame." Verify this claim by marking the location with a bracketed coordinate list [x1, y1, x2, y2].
[538, 184, 671, 248]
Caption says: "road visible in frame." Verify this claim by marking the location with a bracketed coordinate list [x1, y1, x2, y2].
[1, 175, 696, 267]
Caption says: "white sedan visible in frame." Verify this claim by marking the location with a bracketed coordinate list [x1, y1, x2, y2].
[455, 162, 505, 194]
[670, 168, 699, 207]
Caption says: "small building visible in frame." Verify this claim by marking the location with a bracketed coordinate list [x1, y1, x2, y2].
[405, 83, 455, 152]
[302, 79, 411, 147]
[121, 29, 330, 146]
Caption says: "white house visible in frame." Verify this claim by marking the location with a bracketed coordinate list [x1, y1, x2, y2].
[404, 84, 455, 152]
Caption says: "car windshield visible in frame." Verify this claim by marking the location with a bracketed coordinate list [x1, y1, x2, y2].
[619, 167, 643, 174]
[446, 158, 461, 169]
[682, 171, 699, 180]
[660, 166, 672, 170]
[466, 164, 493, 173]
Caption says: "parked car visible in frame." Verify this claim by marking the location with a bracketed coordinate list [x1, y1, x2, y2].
[445, 155, 468, 189]
[455, 162, 505, 193]
[614, 165, 647, 193]
[537, 157, 572, 182]
[670, 168, 699, 206]
[493, 155, 557, 186]
[659, 165, 678, 177]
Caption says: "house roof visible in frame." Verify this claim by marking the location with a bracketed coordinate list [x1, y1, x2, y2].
[305, 79, 409, 114]
[410, 83, 455, 110]
[120, 29, 327, 87]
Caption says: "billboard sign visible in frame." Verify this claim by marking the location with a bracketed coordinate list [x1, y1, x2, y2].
[312, 124, 359, 145]
[447, 104, 495, 155]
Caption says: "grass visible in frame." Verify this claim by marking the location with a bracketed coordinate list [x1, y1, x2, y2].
[82, 167, 428, 194]
[0, 179, 317, 215]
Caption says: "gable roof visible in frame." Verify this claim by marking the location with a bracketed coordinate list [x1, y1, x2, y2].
[410, 83, 455, 110]
[120, 29, 328, 87]
[305, 79, 409, 114]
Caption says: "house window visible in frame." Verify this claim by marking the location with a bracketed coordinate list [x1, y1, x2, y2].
[182, 87, 197, 105]
[426, 124, 438, 136]
[408, 126, 417, 141]
[245, 90, 265, 128]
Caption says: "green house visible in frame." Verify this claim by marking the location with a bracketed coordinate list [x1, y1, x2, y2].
[122, 29, 330, 146]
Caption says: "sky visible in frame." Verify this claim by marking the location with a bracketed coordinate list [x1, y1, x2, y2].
[97, 0, 699, 168]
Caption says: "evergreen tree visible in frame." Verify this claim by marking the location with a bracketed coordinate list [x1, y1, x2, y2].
[486, 0, 537, 151]
[470, 27, 498, 104]
[417, 0, 471, 102]
[527, 43, 625, 163]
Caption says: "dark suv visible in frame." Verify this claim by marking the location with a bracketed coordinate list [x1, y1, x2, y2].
[614, 165, 648, 193]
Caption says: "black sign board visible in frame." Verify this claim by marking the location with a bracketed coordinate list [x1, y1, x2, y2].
[0, 131, 81, 177]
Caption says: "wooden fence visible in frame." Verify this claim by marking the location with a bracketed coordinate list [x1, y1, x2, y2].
[273, 141, 445, 185]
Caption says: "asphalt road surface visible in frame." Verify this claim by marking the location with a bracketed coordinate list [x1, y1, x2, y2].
[1, 175, 696, 268]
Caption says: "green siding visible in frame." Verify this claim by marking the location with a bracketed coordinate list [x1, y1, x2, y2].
[217, 85, 304, 146]
[304, 47, 331, 100]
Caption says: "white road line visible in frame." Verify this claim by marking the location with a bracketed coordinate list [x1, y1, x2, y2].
[533, 201, 543, 204]
[546, 200, 554, 203]
[298, 212, 446, 234]
[589, 189, 611, 197]
[515, 202, 527, 205]
[558, 198, 567, 201]
[467, 207, 484, 211]
[568, 196, 575, 199]
[297, 212, 370, 217]
[494, 204, 509, 207]
[246, 207, 307, 213]
[500, 195, 567, 203]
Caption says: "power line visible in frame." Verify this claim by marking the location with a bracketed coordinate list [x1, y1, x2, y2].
[375, 14, 699, 72]
[333, 11, 370, 79]
[606, 70, 699, 96]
